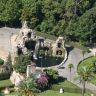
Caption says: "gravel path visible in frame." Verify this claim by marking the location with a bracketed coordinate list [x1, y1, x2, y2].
[0, 27, 19, 52]
[0, 27, 19, 60]
[0, 27, 96, 92]
[58, 46, 96, 92]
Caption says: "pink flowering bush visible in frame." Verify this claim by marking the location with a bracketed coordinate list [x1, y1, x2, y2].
[36, 73, 48, 91]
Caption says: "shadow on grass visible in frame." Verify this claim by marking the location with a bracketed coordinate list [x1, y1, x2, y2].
[58, 76, 67, 83]
[51, 77, 82, 94]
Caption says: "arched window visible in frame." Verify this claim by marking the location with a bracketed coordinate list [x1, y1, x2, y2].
[57, 43, 62, 48]
[56, 50, 62, 55]
[27, 32, 31, 38]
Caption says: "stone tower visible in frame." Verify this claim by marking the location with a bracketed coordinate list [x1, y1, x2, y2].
[52, 36, 65, 57]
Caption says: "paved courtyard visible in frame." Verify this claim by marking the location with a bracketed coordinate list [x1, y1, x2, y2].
[58, 47, 96, 92]
[0, 27, 19, 60]
[0, 27, 19, 52]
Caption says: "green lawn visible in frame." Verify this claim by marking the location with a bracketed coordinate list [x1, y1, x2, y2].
[0, 79, 12, 88]
[39, 90, 89, 96]
[4, 80, 92, 96]
[0, 79, 93, 96]
[1, 91, 90, 96]
[78, 56, 96, 84]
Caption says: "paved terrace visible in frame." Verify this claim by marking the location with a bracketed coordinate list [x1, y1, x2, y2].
[58, 47, 96, 93]
[0, 27, 19, 60]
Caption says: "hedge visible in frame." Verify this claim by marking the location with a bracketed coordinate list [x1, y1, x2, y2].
[0, 72, 11, 80]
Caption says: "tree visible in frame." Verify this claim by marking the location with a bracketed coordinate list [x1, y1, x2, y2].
[81, 48, 90, 59]
[68, 63, 74, 81]
[75, 7, 96, 43]
[13, 55, 30, 73]
[0, 0, 22, 26]
[76, 66, 94, 96]
[21, 0, 43, 28]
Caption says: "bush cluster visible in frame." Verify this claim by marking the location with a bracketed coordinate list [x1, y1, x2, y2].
[0, 72, 10, 80]
[13, 55, 30, 73]
[44, 69, 59, 84]
[0, 58, 4, 65]
[36, 73, 48, 91]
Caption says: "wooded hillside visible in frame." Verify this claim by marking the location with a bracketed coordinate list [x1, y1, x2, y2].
[0, 0, 96, 44]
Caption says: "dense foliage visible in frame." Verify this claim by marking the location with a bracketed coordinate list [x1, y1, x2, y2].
[77, 66, 94, 96]
[6, 53, 13, 72]
[13, 55, 30, 73]
[44, 69, 59, 84]
[0, 58, 4, 65]
[78, 56, 96, 84]
[18, 76, 39, 96]
[36, 73, 48, 91]
[0, 0, 96, 44]
[0, 72, 10, 80]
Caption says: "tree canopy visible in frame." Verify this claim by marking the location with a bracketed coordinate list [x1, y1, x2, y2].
[0, 0, 96, 44]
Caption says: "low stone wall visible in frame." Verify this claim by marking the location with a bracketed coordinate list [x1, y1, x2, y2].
[10, 71, 25, 86]
[58, 48, 68, 67]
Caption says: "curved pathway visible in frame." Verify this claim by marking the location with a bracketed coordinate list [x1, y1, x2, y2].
[0, 27, 96, 93]
[58, 47, 96, 93]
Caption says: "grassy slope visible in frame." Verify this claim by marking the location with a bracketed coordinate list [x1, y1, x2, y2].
[39, 81, 89, 96]
[78, 56, 96, 84]
[0, 79, 92, 96]
[0, 79, 12, 87]
[39, 90, 89, 96]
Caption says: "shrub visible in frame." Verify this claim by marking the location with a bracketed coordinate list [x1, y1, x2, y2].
[36, 73, 48, 91]
[6, 53, 13, 72]
[18, 76, 39, 96]
[44, 69, 59, 84]
[0, 72, 11, 80]
[36, 31, 57, 41]
[13, 55, 30, 73]
[0, 58, 4, 65]
[0, 93, 4, 96]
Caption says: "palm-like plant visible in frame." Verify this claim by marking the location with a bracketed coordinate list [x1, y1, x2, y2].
[18, 75, 39, 96]
[81, 48, 89, 59]
[68, 63, 74, 81]
[68, 63, 74, 72]
[76, 66, 94, 96]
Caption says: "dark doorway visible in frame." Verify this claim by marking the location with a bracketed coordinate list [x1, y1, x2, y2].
[58, 43, 62, 48]
[27, 32, 31, 38]
[25, 40, 36, 50]
[56, 50, 62, 55]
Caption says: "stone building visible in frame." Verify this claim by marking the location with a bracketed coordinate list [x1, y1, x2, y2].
[10, 21, 65, 86]
[52, 36, 65, 57]
[11, 21, 65, 64]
